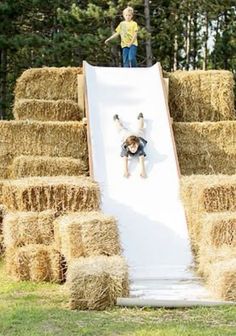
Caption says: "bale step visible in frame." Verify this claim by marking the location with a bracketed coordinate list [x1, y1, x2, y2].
[11, 155, 88, 178]
[66, 255, 129, 310]
[1, 176, 100, 212]
[3, 210, 56, 248]
[5, 244, 65, 283]
[13, 99, 83, 122]
[54, 211, 121, 261]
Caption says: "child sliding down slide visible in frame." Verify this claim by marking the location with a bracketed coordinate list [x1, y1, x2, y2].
[113, 113, 147, 178]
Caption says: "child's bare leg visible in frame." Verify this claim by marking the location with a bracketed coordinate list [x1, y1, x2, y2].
[137, 112, 145, 137]
[114, 118, 123, 131]
[123, 156, 130, 178]
[113, 114, 124, 131]
[139, 155, 147, 178]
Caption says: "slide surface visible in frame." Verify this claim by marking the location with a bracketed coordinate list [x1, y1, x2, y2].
[84, 62, 209, 300]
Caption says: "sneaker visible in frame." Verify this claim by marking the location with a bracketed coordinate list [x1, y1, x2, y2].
[113, 114, 119, 121]
[137, 112, 144, 119]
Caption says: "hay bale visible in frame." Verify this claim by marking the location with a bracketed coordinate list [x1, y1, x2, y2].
[201, 212, 236, 248]
[15, 67, 82, 101]
[11, 156, 88, 178]
[169, 70, 235, 122]
[0, 155, 14, 180]
[197, 245, 236, 278]
[1, 176, 100, 212]
[54, 212, 121, 261]
[0, 120, 87, 159]
[181, 175, 236, 255]
[0, 204, 6, 256]
[174, 121, 236, 175]
[181, 175, 236, 212]
[0, 121, 88, 179]
[0, 180, 5, 203]
[66, 255, 129, 310]
[207, 259, 236, 301]
[5, 244, 65, 283]
[13, 99, 83, 122]
[3, 211, 56, 248]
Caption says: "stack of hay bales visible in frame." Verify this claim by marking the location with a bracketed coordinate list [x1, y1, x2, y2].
[1, 176, 100, 283]
[14, 67, 82, 113]
[0, 67, 89, 180]
[169, 70, 236, 175]
[172, 70, 236, 301]
[0, 119, 88, 179]
[181, 175, 236, 300]
[54, 212, 129, 310]
[0, 66, 129, 310]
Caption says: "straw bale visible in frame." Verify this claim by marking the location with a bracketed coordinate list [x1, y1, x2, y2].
[11, 156, 88, 178]
[5, 244, 65, 283]
[197, 245, 236, 278]
[181, 175, 236, 255]
[15, 67, 83, 101]
[174, 121, 236, 175]
[2, 176, 100, 212]
[0, 120, 87, 159]
[3, 211, 56, 248]
[0, 205, 5, 256]
[66, 255, 129, 310]
[169, 70, 235, 122]
[0, 235, 4, 256]
[13, 99, 83, 122]
[54, 212, 121, 261]
[200, 212, 236, 248]
[207, 259, 236, 301]
[0, 180, 5, 203]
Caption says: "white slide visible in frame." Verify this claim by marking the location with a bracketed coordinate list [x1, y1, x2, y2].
[84, 62, 212, 303]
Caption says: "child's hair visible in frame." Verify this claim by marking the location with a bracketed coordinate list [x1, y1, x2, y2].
[123, 6, 134, 16]
[125, 135, 140, 147]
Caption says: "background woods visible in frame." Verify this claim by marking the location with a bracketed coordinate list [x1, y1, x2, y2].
[0, 0, 235, 119]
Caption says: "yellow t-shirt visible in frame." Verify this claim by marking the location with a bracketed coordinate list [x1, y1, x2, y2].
[115, 20, 138, 48]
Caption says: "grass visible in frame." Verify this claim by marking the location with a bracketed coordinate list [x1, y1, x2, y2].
[0, 259, 235, 336]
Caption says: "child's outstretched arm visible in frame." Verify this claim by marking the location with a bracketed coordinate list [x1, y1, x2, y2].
[105, 32, 119, 45]
[139, 155, 147, 178]
[123, 156, 130, 178]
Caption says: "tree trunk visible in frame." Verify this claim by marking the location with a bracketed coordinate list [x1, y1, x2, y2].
[192, 12, 198, 70]
[202, 12, 209, 70]
[185, 13, 191, 70]
[173, 13, 178, 71]
[144, 0, 153, 66]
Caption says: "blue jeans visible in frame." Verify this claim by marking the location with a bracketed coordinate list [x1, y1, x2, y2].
[122, 45, 137, 67]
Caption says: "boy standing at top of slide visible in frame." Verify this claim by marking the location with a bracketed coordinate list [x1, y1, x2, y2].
[105, 6, 138, 67]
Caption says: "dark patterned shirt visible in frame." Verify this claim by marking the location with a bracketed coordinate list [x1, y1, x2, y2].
[121, 137, 147, 157]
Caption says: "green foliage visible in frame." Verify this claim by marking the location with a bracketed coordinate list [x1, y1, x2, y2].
[0, 260, 236, 336]
[0, 0, 235, 119]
